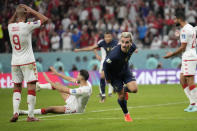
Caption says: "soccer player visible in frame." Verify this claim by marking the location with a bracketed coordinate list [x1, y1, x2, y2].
[74, 31, 118, 102]
[19, 67, 92, 115]
[103, 32, 138, 122]
[8, 4, 48, 122]
[163, 10, 197, 112]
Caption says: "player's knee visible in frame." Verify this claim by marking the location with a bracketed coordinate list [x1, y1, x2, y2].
[128, 84, 138, 93]
[118, 94, 125, 100]
[132, 88, 138, 93]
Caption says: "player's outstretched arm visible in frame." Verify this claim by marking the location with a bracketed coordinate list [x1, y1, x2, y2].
[20, 4, 48, 24]
[43, 72, 70, 94]
[93, 49, 101, 61]
[50, 66, 77, 83]
[163, 43, 187, 59]
[8, 12, 17, 24]
[74, 45, 98, 52]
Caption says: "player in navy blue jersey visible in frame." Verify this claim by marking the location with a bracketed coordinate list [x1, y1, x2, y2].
[74, 31, 118, 102]
[103, 32, 138, 122]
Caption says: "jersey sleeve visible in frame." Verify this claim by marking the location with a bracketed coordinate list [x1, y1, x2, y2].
[27, 20, 41, 31]
[69, 86, 90, 96]
[180, 31, 187, 43]
[97, 39, 104, 48]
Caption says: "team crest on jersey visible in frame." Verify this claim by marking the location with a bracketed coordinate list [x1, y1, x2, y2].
[72, 89, 77, 94]
[34, 21, 38, 24]
[182, 34, 186, 39]
[106, 58, 112, 63]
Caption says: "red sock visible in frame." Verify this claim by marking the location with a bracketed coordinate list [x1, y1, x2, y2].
[182, 84, 188, 89]
[41, 108, 46, 114]
[13, 89, 21, 93]
[28, 90, 36, 96]
[52, 86, 56, 90]
[189, 85, 196, 91]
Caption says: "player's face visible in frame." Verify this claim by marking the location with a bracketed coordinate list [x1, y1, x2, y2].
[174, 17, 180, 26]
[104, 34, 112, 44]
[120, 37, 132, 52]
[76, 73, 84, 83]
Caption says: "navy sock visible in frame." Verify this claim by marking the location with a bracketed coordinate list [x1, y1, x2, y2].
[100, 78, 106, 95]
[118, 99, 128, 114]
[124, 86, 131, 93]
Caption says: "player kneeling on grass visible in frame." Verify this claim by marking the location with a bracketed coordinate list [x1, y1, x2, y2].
[19, 67, 92, 115]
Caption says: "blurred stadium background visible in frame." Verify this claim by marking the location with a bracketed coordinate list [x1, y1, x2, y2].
[1, 0, 197, 86]
[1, 0, 197, 130]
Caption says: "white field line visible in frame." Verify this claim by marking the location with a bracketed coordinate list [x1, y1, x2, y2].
[18, 101, 188, 121]
[40, 117, 197, 121]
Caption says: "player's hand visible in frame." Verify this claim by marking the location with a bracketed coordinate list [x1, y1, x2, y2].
[134, 49, 138, 53]
[50, 66, 58, 75]
[74, 49, 80, 52]
[43, 72, 51, 83]
[19, 4, 32, 13]
[163, 52, 173, 59]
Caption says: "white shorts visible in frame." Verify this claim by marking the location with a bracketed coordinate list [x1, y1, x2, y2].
[64, 95, 77, 114]
[181, 59, 197, 76]
[64, 105, 77, 114]
[11, 62, 38, 83]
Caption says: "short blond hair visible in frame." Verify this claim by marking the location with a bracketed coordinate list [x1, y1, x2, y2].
[121, 32, 133, 42]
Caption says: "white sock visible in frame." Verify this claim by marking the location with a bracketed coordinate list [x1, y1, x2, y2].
[34, 109, 42, 114]
[108, 83, 113, 94]
[39, 83, 53, 90]
[19, 110, 28, 115]
[27, 91, 36, 118]
[19, 109, 43, 115]
[189, 86, 197, 105]
[184, 87, 195, 105]
[13, 91, 21, 115]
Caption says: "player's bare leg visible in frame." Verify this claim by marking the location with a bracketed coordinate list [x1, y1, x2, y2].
[123, 81, 138, 100]
[117, 89, 132, 122]
[10, 83, 22, 122]
[26, 82, 39, 122]
[180, 73, 195, 112]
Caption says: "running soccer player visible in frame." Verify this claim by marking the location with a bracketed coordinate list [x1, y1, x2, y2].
[103, 32, 138, 122]
[74, 31, 118, 102]
[19, 67, 92, 115]
[8, 4, 48, 122]
[163, 10, 197, 112]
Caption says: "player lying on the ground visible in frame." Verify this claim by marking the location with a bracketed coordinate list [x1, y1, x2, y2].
[19, 67, 92, 115]
[103, 32, 138, 122]
[163, 10, 197, 112]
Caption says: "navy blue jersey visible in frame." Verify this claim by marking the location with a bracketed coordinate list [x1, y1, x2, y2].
[103, 44, 137, 80]
[97, 39, 118, 55]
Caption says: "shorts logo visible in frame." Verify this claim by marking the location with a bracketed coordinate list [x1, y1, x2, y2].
[72, 89, 76, 94]
[106, 58, 112, 63]
[182, 34, 186, 39]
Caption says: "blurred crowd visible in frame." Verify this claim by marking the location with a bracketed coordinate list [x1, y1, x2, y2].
[0, 0, 197, 53]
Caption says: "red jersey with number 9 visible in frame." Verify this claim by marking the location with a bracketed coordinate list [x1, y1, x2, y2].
[8, 20, 41, 65]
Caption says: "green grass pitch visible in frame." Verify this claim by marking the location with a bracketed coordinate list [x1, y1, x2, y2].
[1, 84, 197, 131]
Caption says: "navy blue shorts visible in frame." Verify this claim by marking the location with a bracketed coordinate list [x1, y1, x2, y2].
[106, 68, 136, 92]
